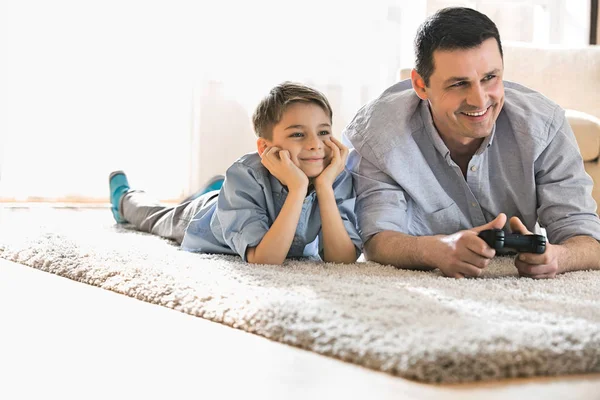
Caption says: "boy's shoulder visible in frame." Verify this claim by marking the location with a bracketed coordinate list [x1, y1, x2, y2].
[225, 151, 271, 183]
[221, 152, 281, 206]
[228, 152, 265, 174]
[233, 151, 262, 167]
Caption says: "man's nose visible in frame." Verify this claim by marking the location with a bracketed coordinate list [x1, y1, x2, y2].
[466, 83, 487, 109]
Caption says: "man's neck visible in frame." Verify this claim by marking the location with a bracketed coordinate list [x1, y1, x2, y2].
[438, 131, 483, 178]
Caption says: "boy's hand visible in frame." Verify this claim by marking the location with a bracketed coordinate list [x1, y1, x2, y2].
[314, 137, 348, 189]
[261, 146, 308, 192]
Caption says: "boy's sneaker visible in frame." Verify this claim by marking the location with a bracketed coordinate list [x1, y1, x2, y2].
[180, 175, 225, 203]
[109, 171, 130, 223]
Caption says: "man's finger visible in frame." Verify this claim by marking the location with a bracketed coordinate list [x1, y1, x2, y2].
[453, 262, 483, 278]
[471, 213, 507, 233]
[529, 273, 556, 279]
[515, 259, 550, 275]
[466, 236, 496, 259]
[517, 252, 548, 265]
[461, 262, 485, 277]
[509, 216, 532, 235]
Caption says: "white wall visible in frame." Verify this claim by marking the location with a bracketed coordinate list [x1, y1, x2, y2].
[1, 0, 593, 201]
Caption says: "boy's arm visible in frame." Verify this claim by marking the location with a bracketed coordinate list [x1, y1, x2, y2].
[246, 146, 309, 265]
[315, 137, 359, 263]
[245, 188, 305, 265]
[315, 183, 359, 263]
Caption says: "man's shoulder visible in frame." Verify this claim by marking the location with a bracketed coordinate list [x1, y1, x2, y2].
[343, 80, 424, 154]
[502, 81, 564, 141]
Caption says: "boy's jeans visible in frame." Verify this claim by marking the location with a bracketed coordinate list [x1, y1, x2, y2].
[120, 190, 217, 244]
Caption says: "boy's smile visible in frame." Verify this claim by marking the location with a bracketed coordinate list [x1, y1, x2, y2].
[258, 102, 333, 178]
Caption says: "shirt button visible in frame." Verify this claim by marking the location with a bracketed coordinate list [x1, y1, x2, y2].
[471, 202, 477, 207]
[470, 166, 477, 172]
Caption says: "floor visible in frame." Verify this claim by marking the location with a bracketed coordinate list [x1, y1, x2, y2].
[1, 258, 600, 400]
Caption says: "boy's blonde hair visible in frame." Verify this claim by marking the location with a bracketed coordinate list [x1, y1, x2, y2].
[252, 82, 333, 140]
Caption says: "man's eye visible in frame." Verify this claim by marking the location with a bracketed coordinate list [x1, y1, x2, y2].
[319, 131, 331, 136]
[483, 74, 496, 81]
[451, 81, 466, 88]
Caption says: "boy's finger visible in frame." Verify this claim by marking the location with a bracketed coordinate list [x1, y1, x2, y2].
[264, 146, 279, 157]
[330, 136, 348, 151]
[260, 146, 271, 158]
[279, 150, 291, 161]
[339, 145, 349, 159]
[328, 139, 341, 156]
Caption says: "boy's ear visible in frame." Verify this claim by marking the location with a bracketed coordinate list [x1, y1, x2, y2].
[256, 138, 269, 156]
[411, 69, 429, 100]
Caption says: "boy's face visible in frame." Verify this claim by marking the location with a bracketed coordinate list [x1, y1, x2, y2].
[257, 102, 333, 178]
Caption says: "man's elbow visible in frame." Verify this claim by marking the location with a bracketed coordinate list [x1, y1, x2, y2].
[363, 233, 384, 263]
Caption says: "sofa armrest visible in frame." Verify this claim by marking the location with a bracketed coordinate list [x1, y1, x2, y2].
[566, 110, 600, 162]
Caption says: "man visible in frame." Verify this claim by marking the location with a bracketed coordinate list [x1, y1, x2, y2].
[344, 7, 600, 279]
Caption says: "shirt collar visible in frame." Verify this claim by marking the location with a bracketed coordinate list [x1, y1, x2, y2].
[419, 101, 496, 160]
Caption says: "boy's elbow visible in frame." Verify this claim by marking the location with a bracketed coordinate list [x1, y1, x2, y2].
[247, 258, 284, 265]
[323, 249, 359, 264]
[245, 247, 285, 265]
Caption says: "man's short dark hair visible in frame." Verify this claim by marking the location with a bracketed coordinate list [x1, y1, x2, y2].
[414, 7, 503, 86]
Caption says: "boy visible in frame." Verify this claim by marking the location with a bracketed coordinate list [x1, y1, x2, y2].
[109, 82, 361, 264]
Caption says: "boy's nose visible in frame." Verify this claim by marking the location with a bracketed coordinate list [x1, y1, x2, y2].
[306, 135, 323, 150]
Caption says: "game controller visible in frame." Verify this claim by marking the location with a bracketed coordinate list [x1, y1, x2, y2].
[478, 229, 546, 254]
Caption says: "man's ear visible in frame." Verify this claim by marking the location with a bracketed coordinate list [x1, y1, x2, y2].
[257, 138, 269, 156]
[411, 69, 429, 100]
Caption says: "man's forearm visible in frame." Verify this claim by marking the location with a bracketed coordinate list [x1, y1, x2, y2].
[558, 236, 600, 273]
[364, 230, 436, 270]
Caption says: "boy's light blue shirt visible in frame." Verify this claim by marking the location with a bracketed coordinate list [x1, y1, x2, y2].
[343, 80, 600, 245]
[181, 152, 362, 261]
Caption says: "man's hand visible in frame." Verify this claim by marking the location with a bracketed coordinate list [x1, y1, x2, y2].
[509, 217, 563, 279]
[260, 146, 308, 192]
[429, 213, 507, 278]
[314, 137, 348, 190]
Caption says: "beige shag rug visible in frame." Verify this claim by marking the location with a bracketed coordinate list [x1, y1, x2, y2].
[1, 207, 599, 383]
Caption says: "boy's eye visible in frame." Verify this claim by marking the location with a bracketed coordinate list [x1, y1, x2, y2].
[319, 130, 331, 136]
[289, 132, 304, 138]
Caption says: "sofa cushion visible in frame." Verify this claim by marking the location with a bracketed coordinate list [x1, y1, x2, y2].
[503, 43, 600, 122]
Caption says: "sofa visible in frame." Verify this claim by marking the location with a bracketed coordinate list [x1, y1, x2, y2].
[399, 42, 600, 208]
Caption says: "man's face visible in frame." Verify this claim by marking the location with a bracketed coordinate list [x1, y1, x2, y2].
[414, 38, 505, 146]
[257, 102, 333, 178]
